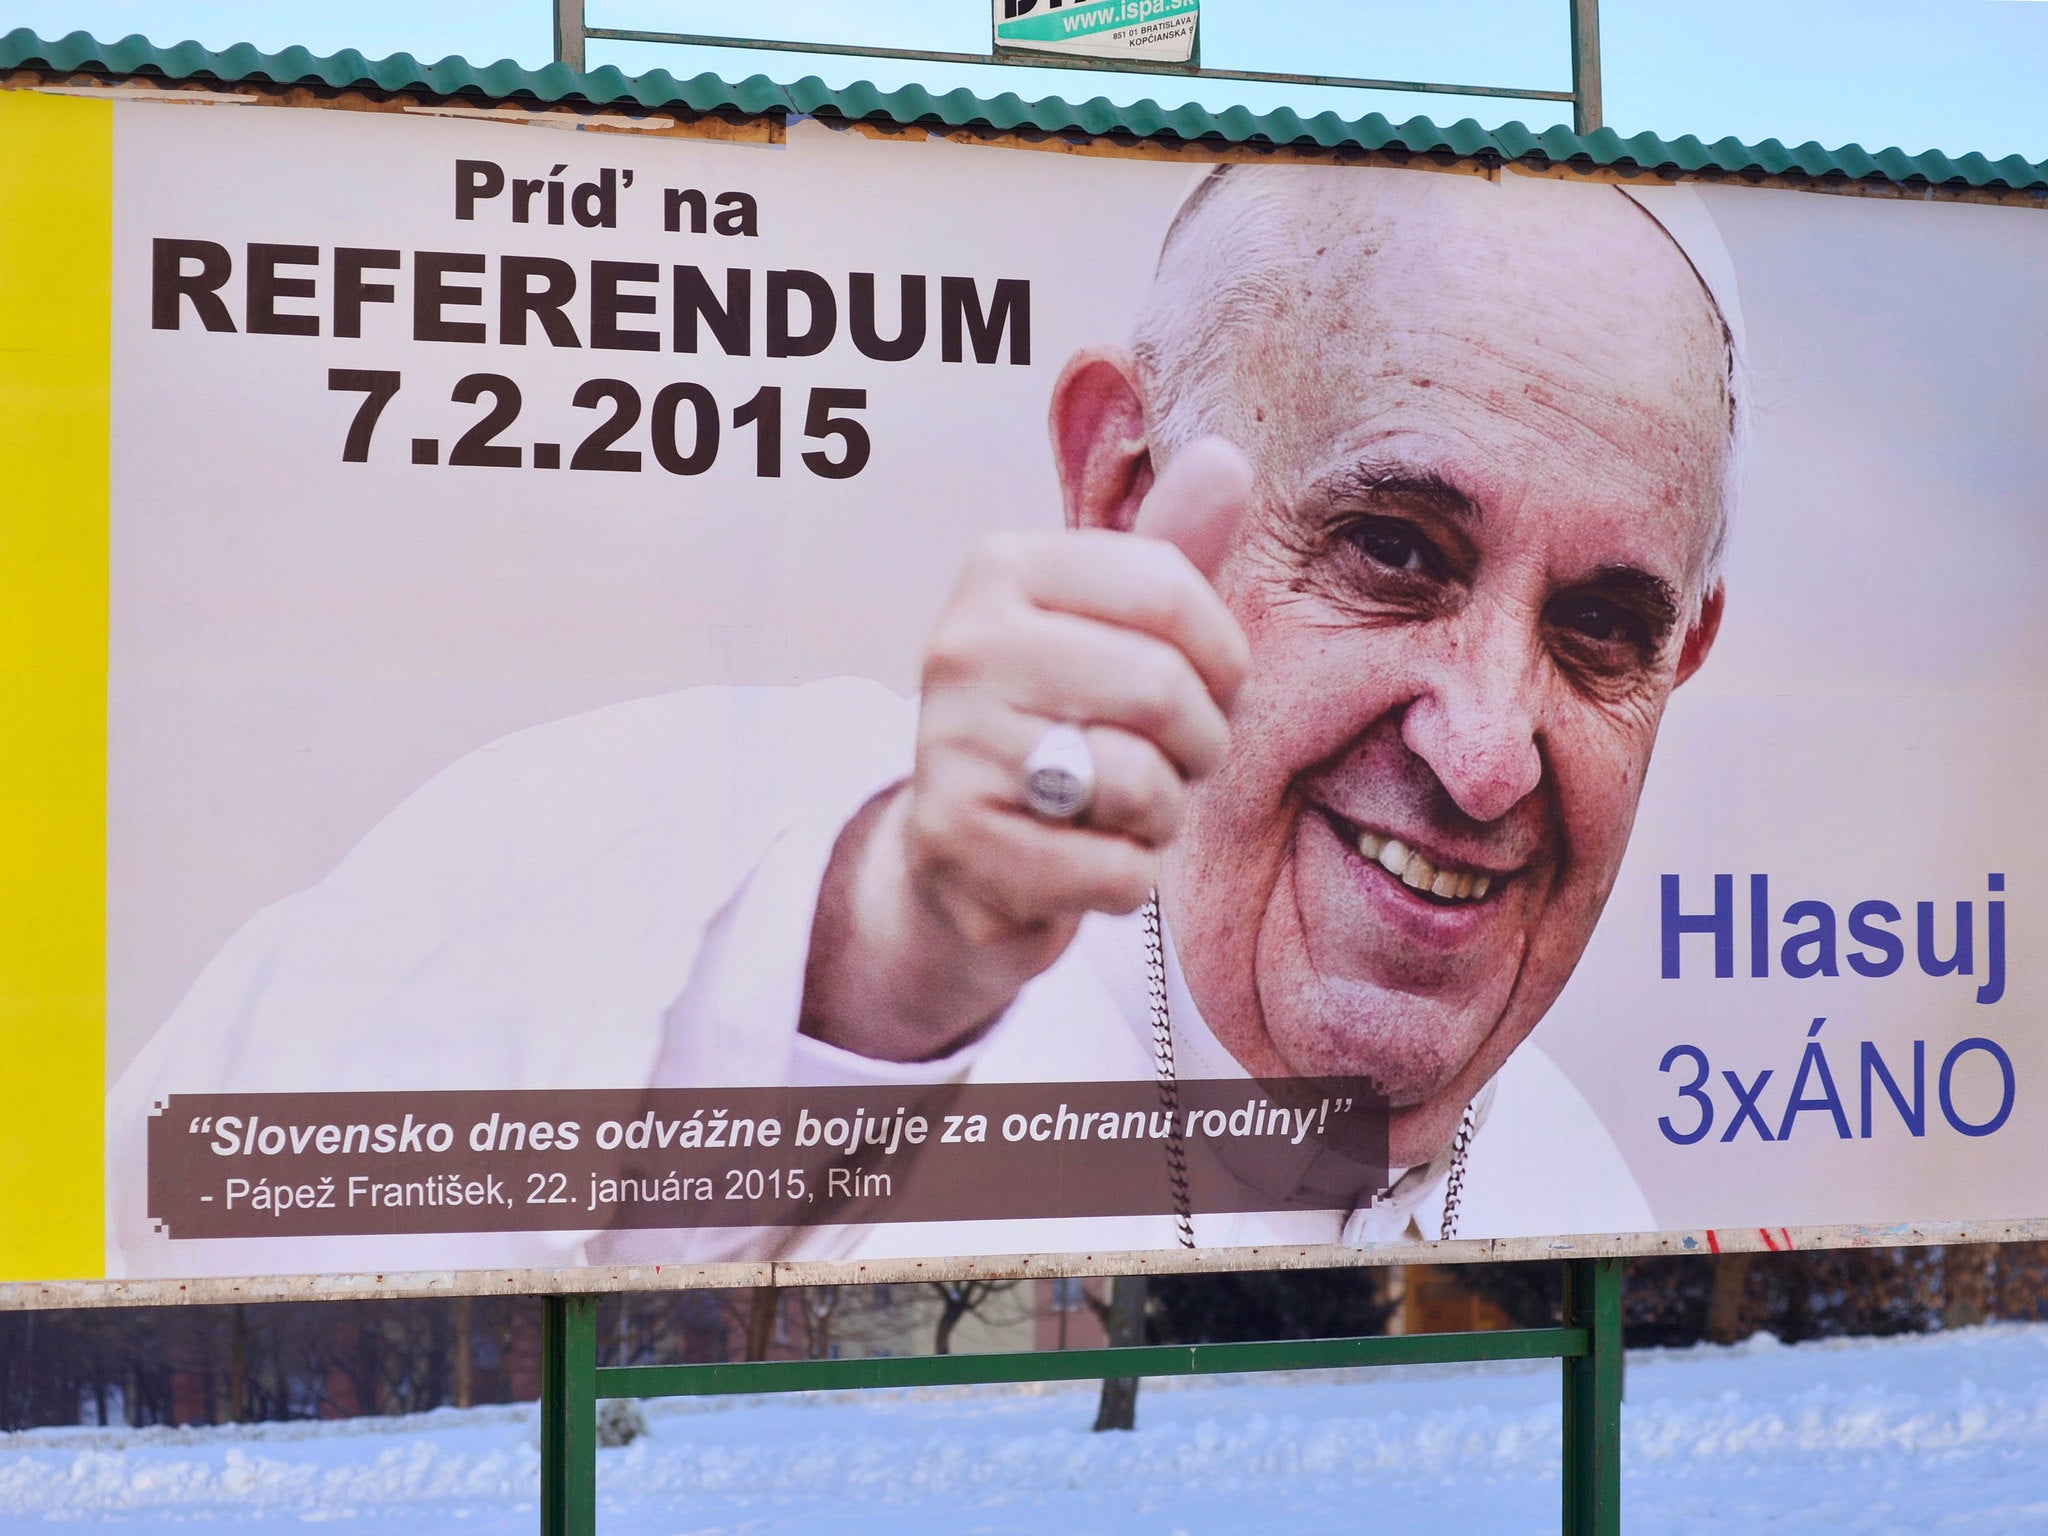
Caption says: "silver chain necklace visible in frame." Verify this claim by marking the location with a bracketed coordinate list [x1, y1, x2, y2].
[1142, 893, 1198, 1249]
[1437, 1101, 1478, 1242]
[1141, 892, 1475, 1245]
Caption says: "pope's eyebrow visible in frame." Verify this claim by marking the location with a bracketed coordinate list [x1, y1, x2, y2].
[1316, 460, 1483, 523]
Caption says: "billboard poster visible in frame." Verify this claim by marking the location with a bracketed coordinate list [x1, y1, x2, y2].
[994, 0, 1199, 63]
[0, 82, 2044, 1293]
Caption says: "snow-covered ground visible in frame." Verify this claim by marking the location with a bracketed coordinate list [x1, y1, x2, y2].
[5, 1324, 2048, 1534]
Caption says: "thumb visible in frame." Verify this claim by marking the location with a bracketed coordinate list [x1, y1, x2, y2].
[1131, 436, 1255, 582]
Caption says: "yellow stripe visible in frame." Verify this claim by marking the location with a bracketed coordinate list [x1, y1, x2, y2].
[0, 89, 112, 1282]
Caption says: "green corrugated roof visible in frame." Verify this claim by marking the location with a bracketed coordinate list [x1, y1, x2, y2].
[5, 27, 2045, 193]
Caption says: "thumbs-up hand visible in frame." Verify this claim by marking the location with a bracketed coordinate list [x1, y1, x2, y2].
[1132, 435, 1257, 582]
[800, 437, 1256, 1064]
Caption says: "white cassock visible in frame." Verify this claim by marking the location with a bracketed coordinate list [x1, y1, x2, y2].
[108, 679, 1652, 1279]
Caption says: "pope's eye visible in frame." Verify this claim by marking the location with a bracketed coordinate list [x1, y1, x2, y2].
[1344, 517, 1441, 579]
[1550, 593, 1651, 650]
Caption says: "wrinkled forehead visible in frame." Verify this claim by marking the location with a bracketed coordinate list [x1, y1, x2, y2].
[1158, 164, 1729, 374]
[1142, 166, 1736, 583]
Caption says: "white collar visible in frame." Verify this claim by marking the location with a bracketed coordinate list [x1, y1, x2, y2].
[1076, 907, 1245, 1085]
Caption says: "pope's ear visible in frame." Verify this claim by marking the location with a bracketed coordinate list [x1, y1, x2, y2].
[1674, 583, 1724, 688]
[1049, 347, 1151, 533]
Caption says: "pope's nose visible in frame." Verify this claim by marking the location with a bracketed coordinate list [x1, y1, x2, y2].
[1398, 622, 1544, 826]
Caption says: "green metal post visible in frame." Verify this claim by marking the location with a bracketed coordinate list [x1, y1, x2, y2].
[1568, 0, 1603, 134]
[540, 1294, 599, 1536]
[1561, 1258, 1623, 1536]
[553, 0, 586, 71]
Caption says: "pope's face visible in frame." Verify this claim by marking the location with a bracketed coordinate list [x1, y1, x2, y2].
[1156, 172, 1731, 1164]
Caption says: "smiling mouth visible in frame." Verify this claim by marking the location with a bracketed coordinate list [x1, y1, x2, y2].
[1343, 823, 1500, 904]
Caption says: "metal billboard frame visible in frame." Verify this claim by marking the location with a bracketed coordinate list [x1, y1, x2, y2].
[550, 0, 1605, 134]
[537, 1259, 1626, 1536]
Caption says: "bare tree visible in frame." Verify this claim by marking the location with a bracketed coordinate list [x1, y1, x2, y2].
[744, 1287, 778, 1361]
[925, 1280, 1020, 1356]
[453, 1296, 473, 1408]
[799, 1287, 843, 1359]
[1703, 1254, 1754, 1345]
[1942, 1244, 1995, 1330]
[1091, 1276, 1146, 1431]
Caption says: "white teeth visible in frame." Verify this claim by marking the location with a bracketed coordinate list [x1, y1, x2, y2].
[1353, 827, 1498, 902]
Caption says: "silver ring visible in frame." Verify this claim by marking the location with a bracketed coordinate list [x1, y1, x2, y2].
[1022, 723, 1096, 823]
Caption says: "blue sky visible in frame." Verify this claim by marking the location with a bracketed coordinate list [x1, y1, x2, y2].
[9, 1, 2046, 158]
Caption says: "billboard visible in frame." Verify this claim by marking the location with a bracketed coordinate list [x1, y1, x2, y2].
[0, 81, 2044, 1296]
[994, 0, 1199, 63]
